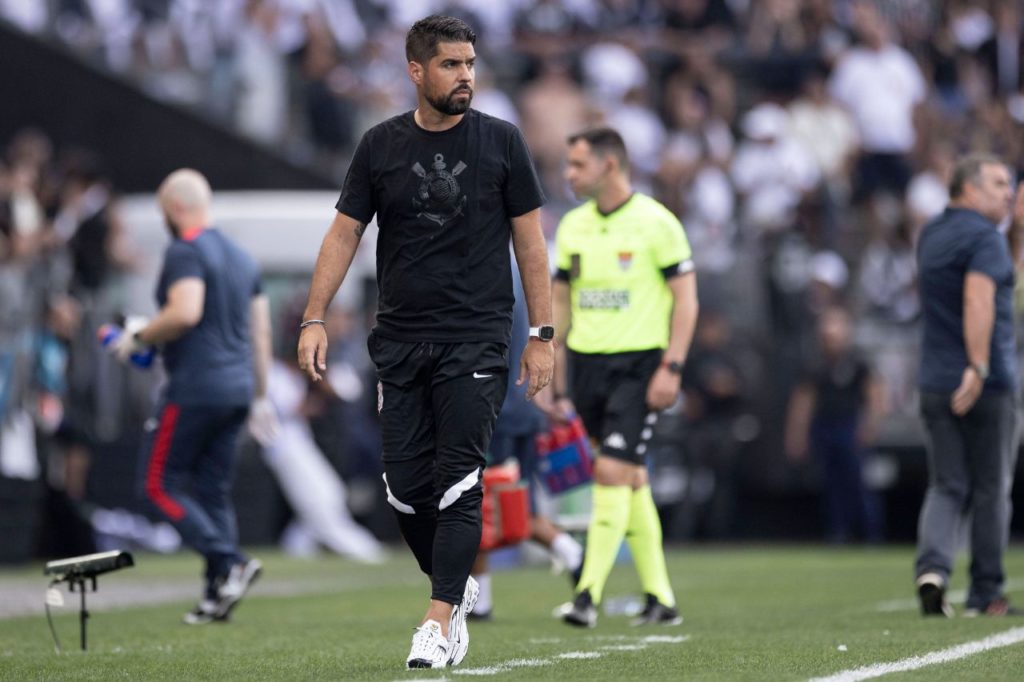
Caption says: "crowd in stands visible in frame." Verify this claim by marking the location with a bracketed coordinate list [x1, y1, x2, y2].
[2, 0, 1024, 546]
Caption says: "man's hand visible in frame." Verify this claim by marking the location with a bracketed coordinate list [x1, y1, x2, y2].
[534, 385, 574, 422]
[297, 325, 328, 382]
[112, 316, 149, 362]
[517, 339, 554, 400]
[646, 365, 681, 411]
[247, 396, 280, 447]
[951, 366, 984, 416]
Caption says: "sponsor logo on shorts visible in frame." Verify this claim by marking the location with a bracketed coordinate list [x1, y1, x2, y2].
[604, 432, 627, 450]
[377, 381, 383, 413]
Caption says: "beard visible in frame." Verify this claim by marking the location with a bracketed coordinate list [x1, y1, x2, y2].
[427, 85, 473, 115]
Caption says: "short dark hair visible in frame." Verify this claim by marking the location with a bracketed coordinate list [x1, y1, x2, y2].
[949, 153, 1005, 198]
[567, 127, 629, 170]
[405, 15, 476, 64]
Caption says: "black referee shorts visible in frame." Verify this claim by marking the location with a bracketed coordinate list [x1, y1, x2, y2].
[570, 348, 662, 465]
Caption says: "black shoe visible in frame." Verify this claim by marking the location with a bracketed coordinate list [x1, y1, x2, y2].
[631, 593, 683, 626]
[963, 597, 1024, 617]
[569, 564, 583, 589]
[467, 609, 492, 622]
[916, 572, 953, 617]
[562, 589, 597, 628]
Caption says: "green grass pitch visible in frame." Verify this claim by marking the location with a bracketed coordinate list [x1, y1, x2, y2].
[1, 546, 1022, 680]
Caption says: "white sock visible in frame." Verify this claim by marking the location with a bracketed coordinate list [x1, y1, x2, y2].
[551, 532, 583, 572]
[473, 573, 492, 614]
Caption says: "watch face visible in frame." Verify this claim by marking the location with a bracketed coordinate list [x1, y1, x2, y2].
[539, 325, 555, 341]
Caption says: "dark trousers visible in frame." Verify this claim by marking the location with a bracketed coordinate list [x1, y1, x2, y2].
[140, 401, 248, 597]
[369, 333, 507, 604]
[810, 417, 884, 543]
[916, 391, 1018, 609]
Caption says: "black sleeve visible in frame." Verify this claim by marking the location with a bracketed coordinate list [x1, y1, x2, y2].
[503, 126, 546, 218]
[162, 242, 204, 287]
[335, 131, 376, 224]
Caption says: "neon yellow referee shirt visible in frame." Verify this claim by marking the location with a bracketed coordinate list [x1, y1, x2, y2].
[555, 193, 693, 354]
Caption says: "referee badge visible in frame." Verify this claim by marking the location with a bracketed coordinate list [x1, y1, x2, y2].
[618, 251, 633, 271]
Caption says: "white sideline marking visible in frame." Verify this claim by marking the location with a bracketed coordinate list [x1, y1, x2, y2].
[641, 635, 689, 644]
[453, 634, 685, 675]
[808, 626, 1024, 682]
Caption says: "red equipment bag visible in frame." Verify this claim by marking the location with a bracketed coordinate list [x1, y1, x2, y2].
[479, 462, 530, 551]
[535, 416, 593, 494]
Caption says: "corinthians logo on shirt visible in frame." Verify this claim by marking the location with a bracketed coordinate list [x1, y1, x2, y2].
[411, 153, 468, 227]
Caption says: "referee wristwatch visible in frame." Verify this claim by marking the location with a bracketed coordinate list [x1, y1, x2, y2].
[529, 325, 555, 342]
[970, 362, 990, 381]
[661, 360, 684, 374]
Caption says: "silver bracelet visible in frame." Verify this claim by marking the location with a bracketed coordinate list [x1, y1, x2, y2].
[300, 319, 326, 329]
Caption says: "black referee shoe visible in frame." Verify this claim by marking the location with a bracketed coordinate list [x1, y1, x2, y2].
[631, 593, 683, 626]
[563, 589, 597, 628]
[916, 572, 953, 618]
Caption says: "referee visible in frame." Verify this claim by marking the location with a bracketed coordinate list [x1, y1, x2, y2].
[553, 128, 698, 628]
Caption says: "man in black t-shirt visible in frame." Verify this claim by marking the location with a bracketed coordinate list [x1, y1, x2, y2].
[784, 305, 886, 544]
[297, 15, 554, 670]
[914, 154, 1024, 617]
[106, 169, 275, 624]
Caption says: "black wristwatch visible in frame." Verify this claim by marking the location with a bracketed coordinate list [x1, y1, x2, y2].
[661, 360, 684, 374]
[529, 325, 555, 342]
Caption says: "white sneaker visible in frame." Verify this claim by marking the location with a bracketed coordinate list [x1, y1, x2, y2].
[447, 576, 480, 666]
[216, 558, 263, 619]
[406, 620, 449, 669]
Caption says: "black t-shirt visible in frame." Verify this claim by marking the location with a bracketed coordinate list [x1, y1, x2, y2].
[157, 229, 262, 406]
[802, 353, 869, 422]
[918, 207, 1017, 393]
[336, 108, 545, 344]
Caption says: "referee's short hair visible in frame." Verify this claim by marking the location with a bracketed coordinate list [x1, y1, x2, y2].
[949, 153, 1005, 199]
[406, 15, 476, 64]
[568, 127, 629, 170]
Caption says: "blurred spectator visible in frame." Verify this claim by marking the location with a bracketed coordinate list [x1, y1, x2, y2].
[263, 357, 385, 562]
[855, 193, 919, 324]
[518, 57, 592, 201]
[788, 65, 858, 194]
[0, 0, 49, 33]
[53, 151, 134, 296]
[785, 304, 886, 543]
[731, 102, 820, 236]
[742, 0, 826, 95]
[681, 309, 758, 538]
[978, 2, 1023, 96]
[906, 142, 954, 232]
[234, 0, 288, 145]
[829, 0, 926, 202]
